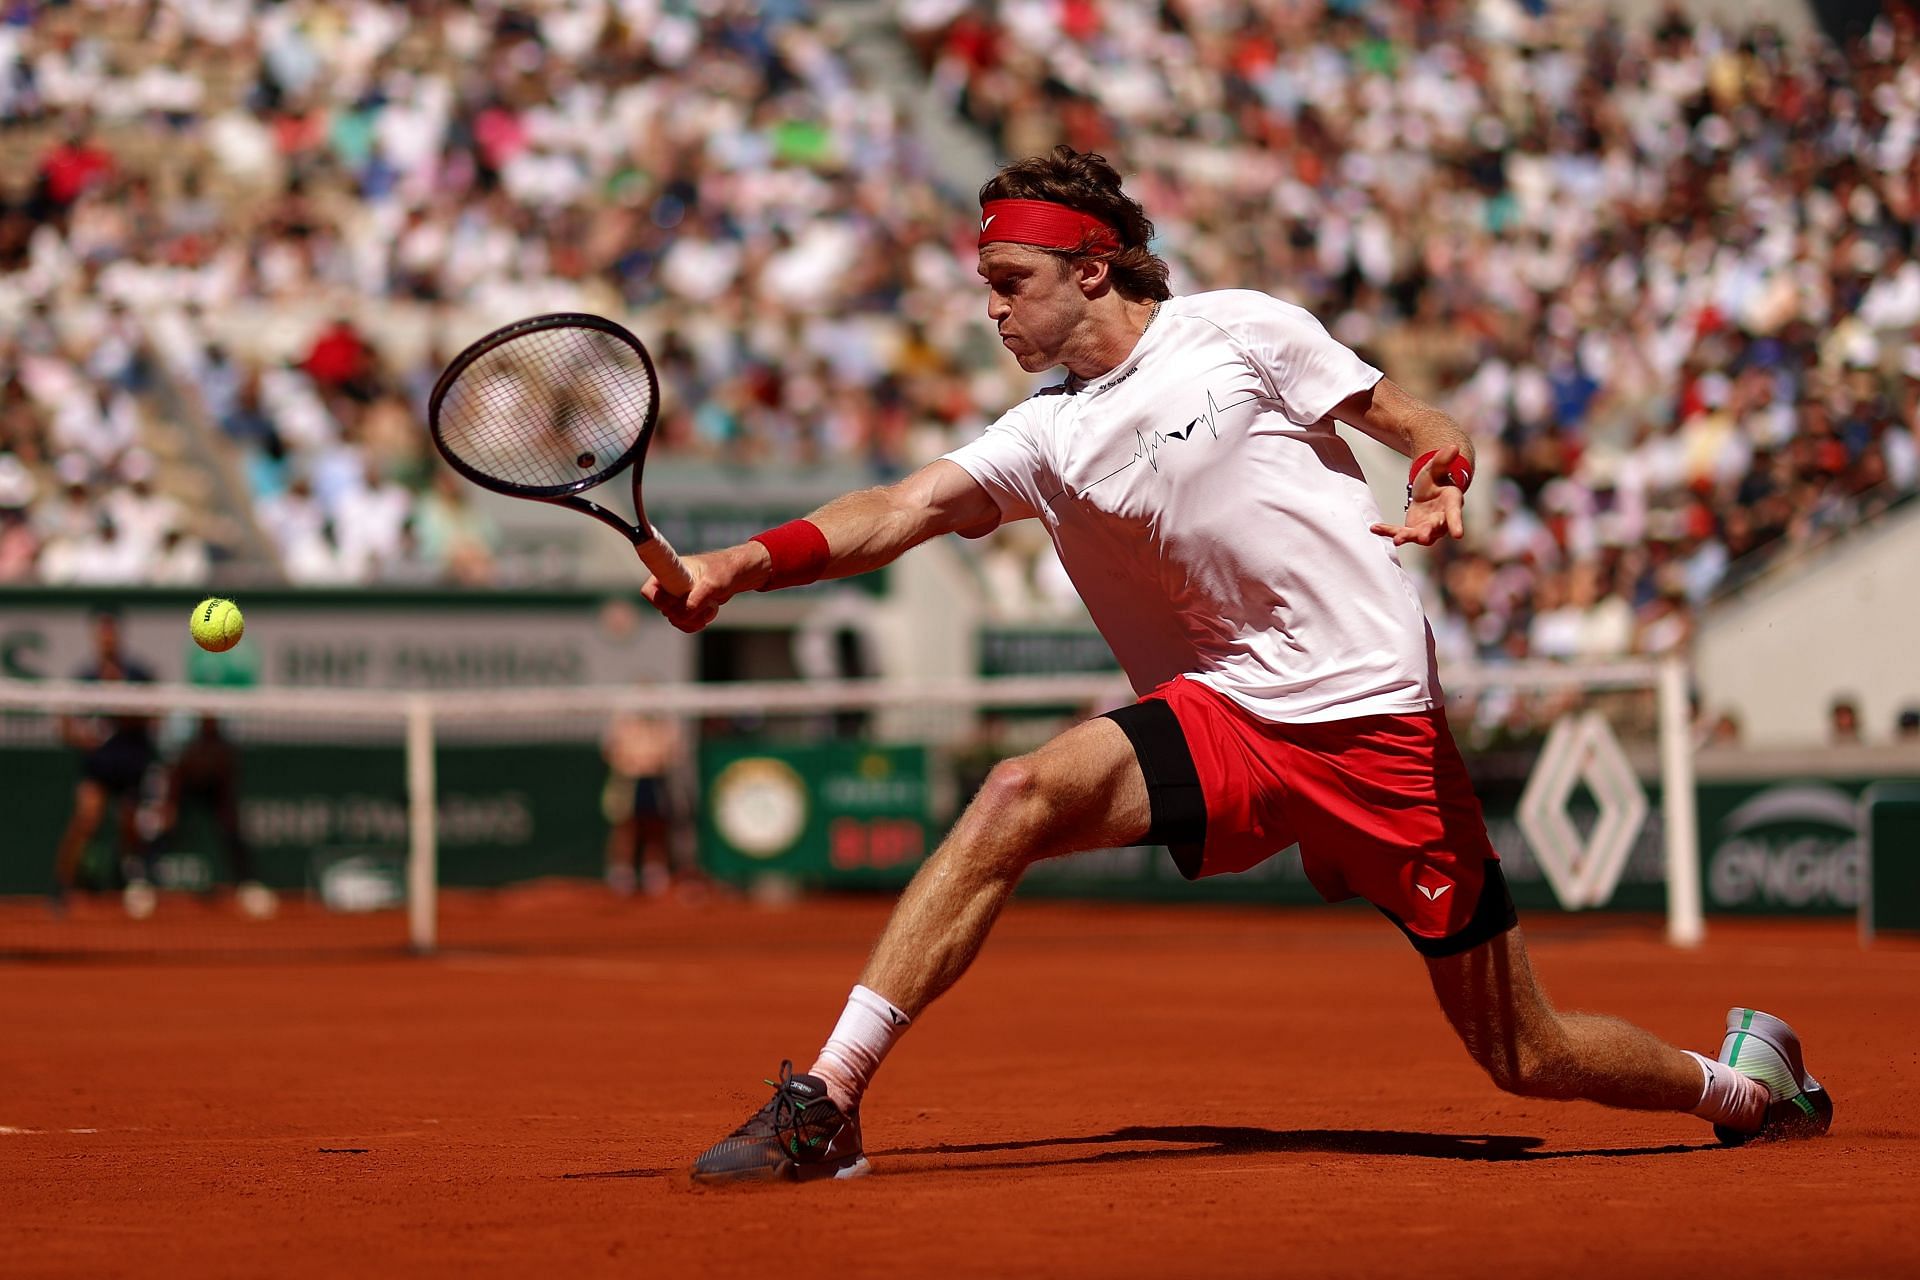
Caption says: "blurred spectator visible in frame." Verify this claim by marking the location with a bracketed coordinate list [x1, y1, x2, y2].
[103, 450, 181, 564]
[150, 523, 212, 585]
[302, 317, 376, 399]
[1897, 707, 1920, 742]
[0, 454, 40, 580]
[334, 458, 412, 576]
[284, 518, 359, 585]
[1830, 697, 1863, 745]
[50, 384, 140, 470]
[256, 473, 324, 562]
[415, 469, 499, 584]
[1706, 712, 1743, 747]
[40, 512, 146, 584]
[34, 124, 115, 216]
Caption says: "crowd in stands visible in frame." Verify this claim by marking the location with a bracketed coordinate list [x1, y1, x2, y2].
[1, 0, 1918, 684]
[2, 0, 953, 586]
[907, 0, 1920, 671]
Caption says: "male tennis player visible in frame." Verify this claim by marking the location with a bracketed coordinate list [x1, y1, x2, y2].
[643, 148, 1831, 1181]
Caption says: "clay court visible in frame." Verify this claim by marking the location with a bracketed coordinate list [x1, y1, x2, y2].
[4, 894, 1914, 1279]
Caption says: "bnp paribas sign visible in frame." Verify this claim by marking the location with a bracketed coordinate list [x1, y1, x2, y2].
[1701, 782, 1864, 913]
[0, 588, 692, 689]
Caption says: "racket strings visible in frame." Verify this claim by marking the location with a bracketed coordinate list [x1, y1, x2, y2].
[435, 325, 655, 492]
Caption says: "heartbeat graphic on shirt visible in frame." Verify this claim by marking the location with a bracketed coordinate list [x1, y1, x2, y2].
[1076, 389, 1266, 499]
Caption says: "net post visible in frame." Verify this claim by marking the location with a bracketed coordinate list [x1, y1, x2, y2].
[406, 695, 438, 955]
[1657, 654, 1704, 947]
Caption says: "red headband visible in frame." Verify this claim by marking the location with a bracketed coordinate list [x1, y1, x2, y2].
[978, 199, 1121, 255]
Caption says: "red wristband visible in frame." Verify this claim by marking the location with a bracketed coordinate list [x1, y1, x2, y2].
[1409, 450, 1473, 492]
[750, 519, 830, 591]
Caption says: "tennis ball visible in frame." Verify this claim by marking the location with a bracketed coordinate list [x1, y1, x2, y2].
[190, 597, 245, 653]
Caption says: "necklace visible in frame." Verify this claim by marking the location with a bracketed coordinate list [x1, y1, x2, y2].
[1141, 301, 1161, 334]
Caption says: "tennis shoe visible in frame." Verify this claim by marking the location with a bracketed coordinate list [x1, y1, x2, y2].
[123, 879, 157, 920]
[235, 881, 278, 920]
[690, 1061, 868, 1184]
[1712, 1007, 1833, 1145]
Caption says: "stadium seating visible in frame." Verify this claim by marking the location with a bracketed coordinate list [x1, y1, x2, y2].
[1, 0, 1916, 672]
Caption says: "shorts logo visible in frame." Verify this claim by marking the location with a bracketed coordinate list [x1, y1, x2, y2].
[1416, 882, 1452, 901]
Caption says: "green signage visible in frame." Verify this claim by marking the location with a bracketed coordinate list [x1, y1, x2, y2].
[650, 507, 886, 597]
[0, 741, 605, 896]
[690, 746, 1915, 918]
[1862, 782, 1920, 937]
[698, 740, 931, 888]
[978, 627, 1119, 677]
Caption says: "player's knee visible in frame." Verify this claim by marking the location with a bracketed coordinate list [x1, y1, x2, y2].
[966, 757, 1058, 857]
[974, 757, 1042, 818]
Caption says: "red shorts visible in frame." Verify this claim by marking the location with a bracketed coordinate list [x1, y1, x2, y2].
[1103, 676, 1515, 956]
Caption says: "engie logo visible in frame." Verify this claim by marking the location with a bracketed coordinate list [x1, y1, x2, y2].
[1707, 783, 1861, 910]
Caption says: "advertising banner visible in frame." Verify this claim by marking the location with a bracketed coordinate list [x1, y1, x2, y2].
[0, 741, 605, 896]
[0, 588, 690, 688]
[694, 742, 1908, 918]
[697, 740, 932, 889]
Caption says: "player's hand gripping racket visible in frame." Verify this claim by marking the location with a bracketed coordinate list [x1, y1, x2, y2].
[428, 312, 693, 595]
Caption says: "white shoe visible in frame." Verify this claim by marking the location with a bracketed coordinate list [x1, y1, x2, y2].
[123, 880, 157, 920]
[1712, 1007, 1834, 1145]
[236, 881, 279, 920]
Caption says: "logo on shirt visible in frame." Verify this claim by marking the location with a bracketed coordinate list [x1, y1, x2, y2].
[1059, 385, 1267, 510]
[1121, 387, 1259, 477]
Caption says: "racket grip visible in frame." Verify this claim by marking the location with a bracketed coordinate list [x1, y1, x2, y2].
[636, 530, 694, 596]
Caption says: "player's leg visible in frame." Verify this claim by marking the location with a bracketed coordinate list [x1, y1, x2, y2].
[1281, 705, 1831, 1143]
[194, 776, 275, 917]
[115, 790, 158, 918]
[690, 715, 1149, 1182]
[632, 784, 673, 897]
[1424, 924, 1703, 1110]
[858, 713, 1148, 1016]
[806, 715, 1148, 1107]
[53, 780, 108, 897]
[1427, 924, 1833, 1142]
[600, 773, 637, 896]
[210, 776, 256, 884]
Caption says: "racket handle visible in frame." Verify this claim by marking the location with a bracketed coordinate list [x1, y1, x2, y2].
[636, 530, 694, 596]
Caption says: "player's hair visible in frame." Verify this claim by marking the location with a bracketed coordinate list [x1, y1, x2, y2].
[980, 147, 1172, 302]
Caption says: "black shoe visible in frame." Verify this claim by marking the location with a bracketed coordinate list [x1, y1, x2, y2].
[690, 1061, 868, 1184]
[1712, 1008, 1834, 1146]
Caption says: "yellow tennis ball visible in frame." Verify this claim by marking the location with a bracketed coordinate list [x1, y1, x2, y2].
[190, 597, 245, 653]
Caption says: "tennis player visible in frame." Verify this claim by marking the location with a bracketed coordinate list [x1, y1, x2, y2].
[643, 148, 1832, 1182]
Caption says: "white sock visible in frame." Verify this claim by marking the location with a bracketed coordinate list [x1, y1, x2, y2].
[1685, 1050, 1769, 1131]
[809, 984, 910, 1112]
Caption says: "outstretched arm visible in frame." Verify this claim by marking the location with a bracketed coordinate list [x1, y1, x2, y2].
[1332, 377, 1475, 547]
[640, 460, 1002, 632]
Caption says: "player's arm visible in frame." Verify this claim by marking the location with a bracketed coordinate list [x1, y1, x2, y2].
[1331, 377, 1474, 547]
[640, 460, 1001, 632]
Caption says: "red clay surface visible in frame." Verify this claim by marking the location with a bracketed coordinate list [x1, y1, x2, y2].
[3, 893, 1916, 1279]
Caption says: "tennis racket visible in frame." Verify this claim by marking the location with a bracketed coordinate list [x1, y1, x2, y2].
[428, 312, 693, 595]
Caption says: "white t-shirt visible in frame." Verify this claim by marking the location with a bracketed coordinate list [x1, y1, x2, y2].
[943, 289, 1438, 724]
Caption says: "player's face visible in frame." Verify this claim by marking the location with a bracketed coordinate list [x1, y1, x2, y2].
[979, 246, 1085, 372]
